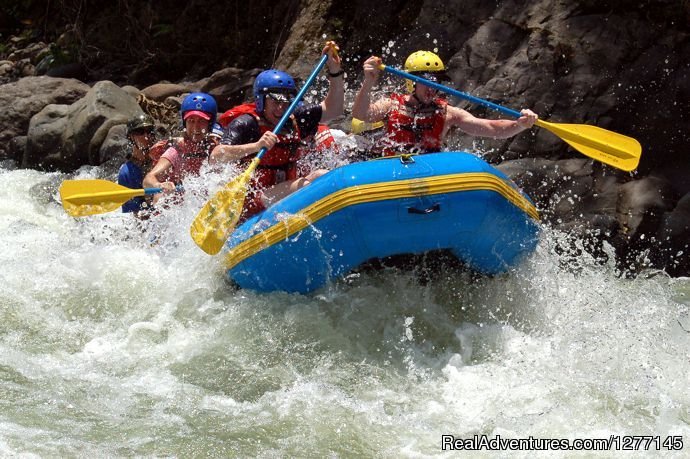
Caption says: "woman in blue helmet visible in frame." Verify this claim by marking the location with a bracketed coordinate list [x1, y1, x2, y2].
[144, 92, 218, 199]
[210, 41, 344, 219]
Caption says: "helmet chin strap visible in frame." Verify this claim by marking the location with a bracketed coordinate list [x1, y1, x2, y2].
[410, 90, 431, 107]
[410, 84, 438, 108]
[258, 100, 273, 123]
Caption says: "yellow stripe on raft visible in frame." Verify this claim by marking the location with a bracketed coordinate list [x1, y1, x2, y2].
[224, 172, 539, 270]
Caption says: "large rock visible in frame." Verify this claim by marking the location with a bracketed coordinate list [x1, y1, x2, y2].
[98, 124, 130, 175]
[24, 81, 143, 171]
[23, 104, 71, 169]
[200, 67, 261, 112]
[580, 175, 622, 236]
[617, 176, 676, 238]
[0, 76, 89, 161]
[140, 83, 190, 102]
[274, 0, 335, 78]
[657, 193, 690, 275]
[496, 157, 560, 209]
[659, 193, 690, 241]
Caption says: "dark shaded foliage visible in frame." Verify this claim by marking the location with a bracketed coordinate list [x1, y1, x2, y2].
[2, 0, 301, 85]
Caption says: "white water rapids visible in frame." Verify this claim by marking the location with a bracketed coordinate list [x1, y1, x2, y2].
[0, 165, 688, 457]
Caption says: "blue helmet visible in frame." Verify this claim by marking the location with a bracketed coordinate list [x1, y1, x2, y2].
[253, 69, 297, 114]
[180, 92, 217, 126]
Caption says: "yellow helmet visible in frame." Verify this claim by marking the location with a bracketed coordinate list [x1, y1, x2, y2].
[403, 50, 445, 92]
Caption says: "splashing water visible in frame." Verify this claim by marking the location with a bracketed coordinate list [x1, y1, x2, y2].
[0, 165, 688, 456]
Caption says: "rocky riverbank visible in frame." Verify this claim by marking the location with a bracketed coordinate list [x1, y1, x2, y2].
[1, 0, 688, 276]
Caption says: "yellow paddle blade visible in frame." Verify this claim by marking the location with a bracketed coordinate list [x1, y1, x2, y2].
[536, 120, 642, 172]
[59, 179, 146, 217]
[190, 159, 260, 255]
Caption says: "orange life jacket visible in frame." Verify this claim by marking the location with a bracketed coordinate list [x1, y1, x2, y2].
[383, 93, 446, 156]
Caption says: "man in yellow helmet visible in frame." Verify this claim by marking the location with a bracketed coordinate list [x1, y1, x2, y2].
[352, 51, 538, 156]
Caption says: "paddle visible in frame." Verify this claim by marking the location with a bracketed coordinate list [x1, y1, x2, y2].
[59, 179, 166, 217]
[190, 53, 331, 255]
[381, 65, 642, 172]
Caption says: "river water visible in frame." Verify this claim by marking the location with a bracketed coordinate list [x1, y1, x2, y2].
[1, 165, 688, 457]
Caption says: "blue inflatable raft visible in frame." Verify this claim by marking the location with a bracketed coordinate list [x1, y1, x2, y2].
[223, 152, 540, 293]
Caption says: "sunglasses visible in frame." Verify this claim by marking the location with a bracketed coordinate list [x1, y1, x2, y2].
[266, 92, 296, 103]
[411, 71, 450, 82]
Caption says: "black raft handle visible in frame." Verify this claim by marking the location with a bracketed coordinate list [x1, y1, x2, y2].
[407, 203, 441, 215]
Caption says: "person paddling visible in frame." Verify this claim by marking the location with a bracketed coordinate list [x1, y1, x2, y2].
[210, 41, 344, 220]
[118, 114, 156, 215]
[143, 92, 218, 202]
[351, 50, 539, 157]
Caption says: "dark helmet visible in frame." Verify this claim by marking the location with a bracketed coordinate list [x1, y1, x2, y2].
[253, 69, 297, 114]
[126, 114, 155, 136]
[180, 92, 218, 126]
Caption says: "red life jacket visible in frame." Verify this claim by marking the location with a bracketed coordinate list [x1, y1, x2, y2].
[313, 124, 338, 153]
[219, 105, 340, 220]
[218, 103, 304, 188]
[383, 93, 446, 156]
[148, 137, 212, 185]
[220, 102, 311, 220]
[148, 139, 168, 164]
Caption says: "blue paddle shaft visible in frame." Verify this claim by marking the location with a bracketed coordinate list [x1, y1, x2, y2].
[382, 65, 523, 119]
[256, 54, 330, 160]
[144, 185, 183, 195]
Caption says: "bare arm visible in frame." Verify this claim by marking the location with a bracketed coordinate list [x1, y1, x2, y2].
[143, 157, 175, 191]
[351, 55, 393, 122]
[352, 85, 393, 123]
[320, 41, 345, 122]
[210, 131, 277, 164]
[446, 106, 538, 139]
